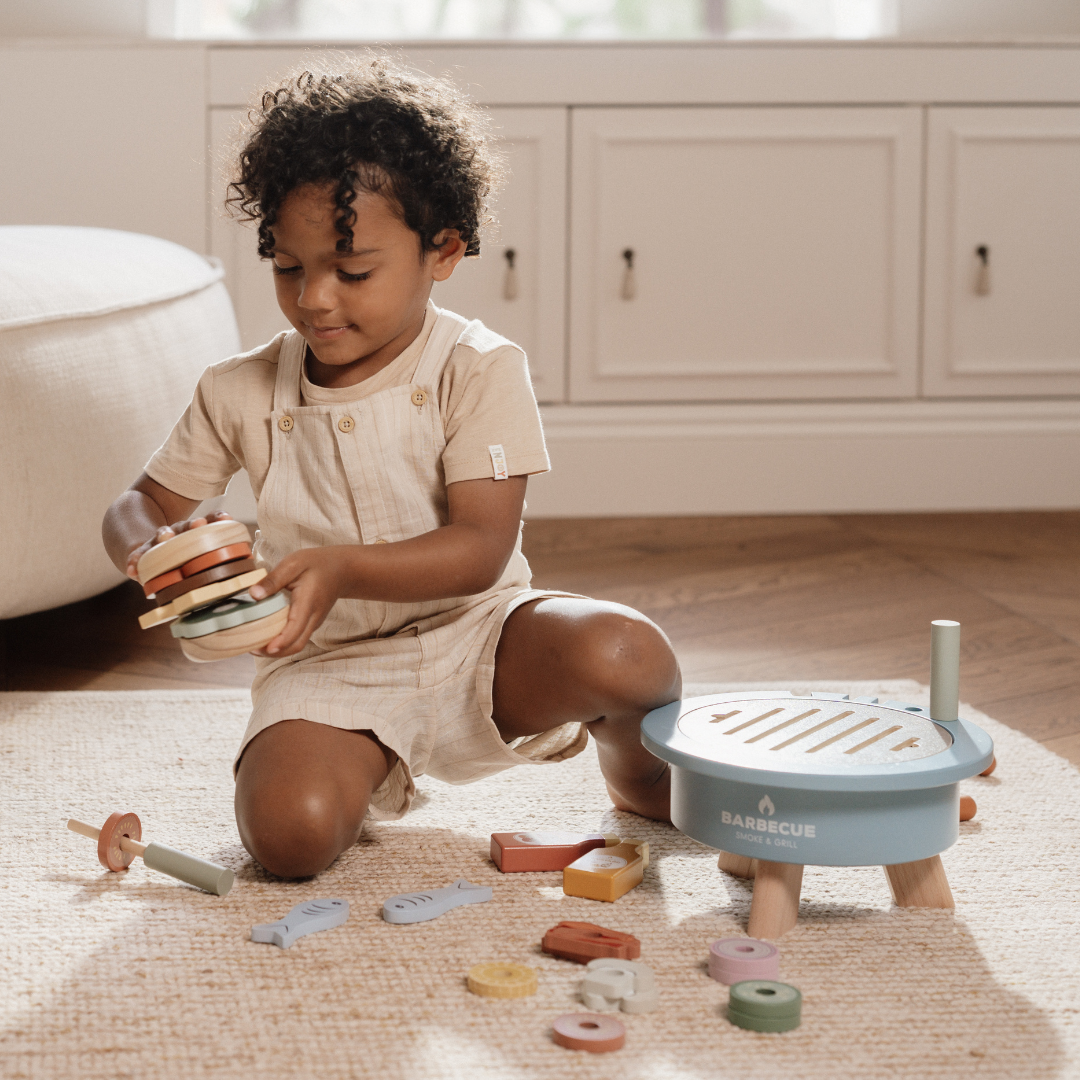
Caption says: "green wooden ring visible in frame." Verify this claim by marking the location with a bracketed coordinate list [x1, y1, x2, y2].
[728, 980, 802, 1019]
[170, 590, 289, 639]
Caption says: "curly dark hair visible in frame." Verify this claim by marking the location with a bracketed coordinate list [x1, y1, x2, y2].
[226, 53, 503, 260]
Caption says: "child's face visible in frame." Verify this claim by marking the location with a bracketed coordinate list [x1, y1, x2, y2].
[269, 181, 464, 382]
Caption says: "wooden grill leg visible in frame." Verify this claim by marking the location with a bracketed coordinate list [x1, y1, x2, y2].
[717, 850, 757, 879]
[747, 860, 804, 939]
[884, 855, 955, 909]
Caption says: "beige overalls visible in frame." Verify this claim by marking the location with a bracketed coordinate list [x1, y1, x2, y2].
[237, 307, 587, 818]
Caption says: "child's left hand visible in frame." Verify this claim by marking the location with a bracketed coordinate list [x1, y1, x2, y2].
[249, 547, 348, 657]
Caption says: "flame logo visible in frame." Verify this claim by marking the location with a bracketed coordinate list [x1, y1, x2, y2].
[758, 794, 776, 817]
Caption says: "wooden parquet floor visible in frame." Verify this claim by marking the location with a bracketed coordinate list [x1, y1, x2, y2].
[4, 512, 1080, 767]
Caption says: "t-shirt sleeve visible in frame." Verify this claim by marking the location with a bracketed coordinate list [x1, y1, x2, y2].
[144, 365, 242, 501]
[440, 342, 550, 486]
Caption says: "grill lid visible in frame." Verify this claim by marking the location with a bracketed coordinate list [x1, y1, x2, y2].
[642, 692, 994, 793]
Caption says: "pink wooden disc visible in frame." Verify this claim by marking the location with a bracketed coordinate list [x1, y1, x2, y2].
[552, 1013, 625, 1053]
[709, 937, 780, 984]
[97, 811, 141, 872]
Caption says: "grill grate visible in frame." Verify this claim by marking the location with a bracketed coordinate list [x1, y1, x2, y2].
[677, 697, 952, 768]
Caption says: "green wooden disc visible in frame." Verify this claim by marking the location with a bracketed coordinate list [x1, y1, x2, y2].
[728, 981, 802, 1019]
[170, 590, 288, 639]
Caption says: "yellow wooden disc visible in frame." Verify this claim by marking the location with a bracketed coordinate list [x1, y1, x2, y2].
[466, 963, 538, 999]
[138, 569, 267, 629]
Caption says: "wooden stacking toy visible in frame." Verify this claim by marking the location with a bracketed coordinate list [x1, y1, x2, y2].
[490, 830, 621, 872]
[709, 938, 780, 984]
[641, 620, 994, 938]
[551, 1013, 625, 1053]
[67, 812, 234, 896]
[135, 519, 288, 661]
[563, 840, 649, 903]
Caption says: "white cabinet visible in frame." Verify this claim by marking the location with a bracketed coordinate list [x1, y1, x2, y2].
[430, 107, 567, 403]
[209, 105, 568, 402]
[568, 106, 923, 403]
[923, 106, 1080, 397]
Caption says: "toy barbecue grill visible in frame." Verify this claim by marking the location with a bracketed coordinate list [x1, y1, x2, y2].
[641, 621, 994, 938]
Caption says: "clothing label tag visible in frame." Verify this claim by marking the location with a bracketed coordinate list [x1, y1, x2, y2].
[488, 444, 509, 481]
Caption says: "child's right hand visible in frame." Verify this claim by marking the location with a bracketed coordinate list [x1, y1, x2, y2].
[125, 511, 234, 580]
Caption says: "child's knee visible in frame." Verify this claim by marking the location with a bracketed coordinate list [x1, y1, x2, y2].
[577, 609, 680, 711]
[240, 787, 358, 879]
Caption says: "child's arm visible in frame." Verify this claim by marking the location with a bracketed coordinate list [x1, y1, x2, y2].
[102, 473, 232, 581]
[249, 475, 527, 658]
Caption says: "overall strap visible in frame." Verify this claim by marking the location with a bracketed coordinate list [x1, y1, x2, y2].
[271, 330, 307, 412]
[412, 306, 470, 387]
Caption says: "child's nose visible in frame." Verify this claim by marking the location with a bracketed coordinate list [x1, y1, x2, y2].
[296, 272, 336, 313]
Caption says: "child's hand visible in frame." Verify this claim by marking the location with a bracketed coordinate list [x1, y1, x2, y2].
[125, 511, 234, 581]
[249, 547, 348, 657]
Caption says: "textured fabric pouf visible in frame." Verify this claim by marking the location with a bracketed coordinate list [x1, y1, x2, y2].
[0, 226, 241, 619]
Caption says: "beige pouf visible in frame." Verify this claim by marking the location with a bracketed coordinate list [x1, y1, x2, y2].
[0, 226, 241, 619]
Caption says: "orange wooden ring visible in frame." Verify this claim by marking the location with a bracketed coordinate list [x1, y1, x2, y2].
[143, 568, 183, 598]
[97, 811, 142, 872]
[959, 795, 977, 821]
[552, 1014, 625, 1053]
[980, 757, 997, 777]
[180, 543, 252, 578]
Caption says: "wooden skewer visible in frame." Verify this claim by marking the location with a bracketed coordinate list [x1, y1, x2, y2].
[68, 817, 148, 857]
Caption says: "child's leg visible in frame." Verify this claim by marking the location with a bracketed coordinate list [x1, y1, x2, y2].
[492, 597, 681, 821]
[235, 720, 394, 878]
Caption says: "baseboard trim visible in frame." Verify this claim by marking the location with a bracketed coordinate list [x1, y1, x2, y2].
[525, 399, 1080, 516]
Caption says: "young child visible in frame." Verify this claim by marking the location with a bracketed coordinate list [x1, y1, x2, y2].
[102, 56, 680, 879]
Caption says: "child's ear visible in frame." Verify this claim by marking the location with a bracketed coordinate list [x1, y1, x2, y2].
[428, 230, 467, 282]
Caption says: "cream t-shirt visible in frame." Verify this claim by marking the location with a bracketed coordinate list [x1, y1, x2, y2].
[145, 304, 551, 503]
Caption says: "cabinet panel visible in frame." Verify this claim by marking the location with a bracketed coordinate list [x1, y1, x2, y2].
[431, 107, 567, 403]
[569, 106, 922, 402]
[923, 107, 1080, 397]
[210, 105, 566, 402]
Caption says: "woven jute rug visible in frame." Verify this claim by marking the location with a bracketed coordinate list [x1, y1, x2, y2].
[1, 682, 1078, 1080]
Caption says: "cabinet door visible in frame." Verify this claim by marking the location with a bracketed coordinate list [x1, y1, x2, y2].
[924, 107, 1080, 397]
[209, 105, 567, 403]
[431, 107, 567, 403]
[569, 107, 922, 402]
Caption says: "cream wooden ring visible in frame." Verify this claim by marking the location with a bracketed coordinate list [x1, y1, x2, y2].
[179, 605, 290, 662]
[136, 520, 252, 584]
[138, 569, 267, 629]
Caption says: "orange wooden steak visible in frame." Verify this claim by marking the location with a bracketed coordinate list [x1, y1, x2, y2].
[541, 922, 641, 963]
[490, 831, 617, 872]
[180, 543, 252, 578]
[153, 558, 256, 605]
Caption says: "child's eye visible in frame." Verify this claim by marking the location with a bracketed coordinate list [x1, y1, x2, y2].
[339, 270, 371, 282]
[272, 263, 300, 276]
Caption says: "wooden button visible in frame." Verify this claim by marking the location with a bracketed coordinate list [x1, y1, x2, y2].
[337, 416, 355, 433]
[411, 389, 427, 407]
[278, 416, 294, 432]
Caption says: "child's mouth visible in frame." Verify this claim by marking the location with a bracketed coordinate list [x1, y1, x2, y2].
[308, 324, 352, 340]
